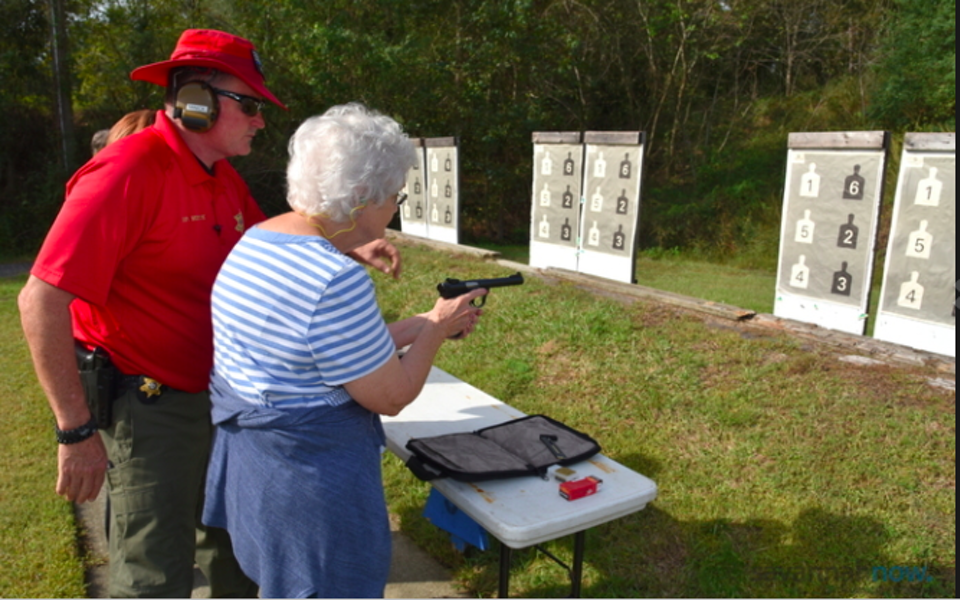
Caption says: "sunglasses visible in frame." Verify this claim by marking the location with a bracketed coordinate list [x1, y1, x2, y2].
[212, 88, 266, 117]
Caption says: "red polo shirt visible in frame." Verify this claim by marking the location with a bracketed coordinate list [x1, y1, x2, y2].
[32, 111, 266, 392]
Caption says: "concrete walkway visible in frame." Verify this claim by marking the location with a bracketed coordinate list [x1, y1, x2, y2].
[77, 486, 466, 598]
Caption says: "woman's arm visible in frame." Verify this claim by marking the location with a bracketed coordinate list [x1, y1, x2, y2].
[344, 289, 485, 416]
[386, 314, 428, 348]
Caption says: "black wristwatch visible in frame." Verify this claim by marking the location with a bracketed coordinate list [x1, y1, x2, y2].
[55, 416, 98, 444]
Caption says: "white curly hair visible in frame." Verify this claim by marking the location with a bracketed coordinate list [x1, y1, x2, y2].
[286, 103, 417, 222]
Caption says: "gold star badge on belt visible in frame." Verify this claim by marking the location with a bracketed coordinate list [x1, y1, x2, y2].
[139, 377, 163, 399]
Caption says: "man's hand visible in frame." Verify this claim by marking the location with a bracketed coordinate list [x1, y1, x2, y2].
[19, 276, 108, 503]
[58, 434, 109, 503]
[349, 239, 402, 279]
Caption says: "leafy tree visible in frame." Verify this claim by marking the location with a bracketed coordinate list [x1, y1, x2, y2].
[868, 0, 956, 129]
[0, 0, 60, 254]
[1, 0, 948, 258]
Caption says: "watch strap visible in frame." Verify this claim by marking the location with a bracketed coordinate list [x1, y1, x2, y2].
[55, 416, 98, 444]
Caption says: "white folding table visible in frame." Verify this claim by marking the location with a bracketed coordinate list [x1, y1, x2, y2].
[382, 366, 659, 597]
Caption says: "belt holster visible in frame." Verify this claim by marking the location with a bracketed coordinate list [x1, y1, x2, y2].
[75, 343, 116, 429]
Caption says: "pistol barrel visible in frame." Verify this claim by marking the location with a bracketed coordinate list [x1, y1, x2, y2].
[437, 272, 524, 299]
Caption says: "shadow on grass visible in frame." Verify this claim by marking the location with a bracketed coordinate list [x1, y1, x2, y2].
[394, 450, 954, 598]
[513, 504, 951, 598]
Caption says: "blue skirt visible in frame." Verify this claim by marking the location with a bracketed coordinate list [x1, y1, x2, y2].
[203, 374, 391, 598]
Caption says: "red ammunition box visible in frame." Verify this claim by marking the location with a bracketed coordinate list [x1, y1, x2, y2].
[559, 476, 602, 500]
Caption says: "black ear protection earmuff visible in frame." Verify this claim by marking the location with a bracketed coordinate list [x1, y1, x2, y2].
[173, 81, 219, 132]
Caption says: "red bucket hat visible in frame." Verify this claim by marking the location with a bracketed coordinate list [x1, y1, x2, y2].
[130, 29, 287, 110]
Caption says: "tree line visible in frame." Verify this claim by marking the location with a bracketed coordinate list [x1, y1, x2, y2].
[0, 0, 954, 261]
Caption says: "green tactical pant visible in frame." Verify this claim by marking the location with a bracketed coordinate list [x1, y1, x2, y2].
[100, 384, 257, 598]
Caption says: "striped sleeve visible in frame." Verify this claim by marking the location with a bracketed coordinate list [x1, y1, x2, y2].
[211, 231, 395, 408]
[308, 263, 396, 386]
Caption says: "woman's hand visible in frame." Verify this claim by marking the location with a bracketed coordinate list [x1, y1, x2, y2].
[428, 289, 486, 340]
[345, 287, 486, 416]
[348, 239, 402, 279]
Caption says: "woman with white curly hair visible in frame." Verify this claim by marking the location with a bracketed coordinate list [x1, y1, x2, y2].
[202, 103, 485, 598]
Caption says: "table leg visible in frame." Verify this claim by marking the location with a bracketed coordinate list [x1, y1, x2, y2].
[571, 530, 586, 598]
[499, 543, 512, 598]
[496, 530, 587, 598]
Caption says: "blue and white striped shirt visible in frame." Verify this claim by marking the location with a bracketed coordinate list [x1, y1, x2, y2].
[211, 227, 395, 409]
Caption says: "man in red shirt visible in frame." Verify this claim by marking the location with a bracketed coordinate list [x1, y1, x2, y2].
[18, 29, 401, 597]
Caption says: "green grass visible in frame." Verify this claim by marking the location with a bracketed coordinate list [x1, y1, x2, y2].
[377, 241, 954, 598]
[468, 243, 777, 313]
[0, 274, 89, 598]
[633, 249, 775, 313]
[1, 243, 954, 598]
[470, 242, 777, 313]
[470, 242, 887, 336]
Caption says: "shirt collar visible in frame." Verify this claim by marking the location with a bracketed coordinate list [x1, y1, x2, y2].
[154, 110, 219, 185]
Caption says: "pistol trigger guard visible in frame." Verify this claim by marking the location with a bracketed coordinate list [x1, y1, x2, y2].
[471, 295, 487, 308]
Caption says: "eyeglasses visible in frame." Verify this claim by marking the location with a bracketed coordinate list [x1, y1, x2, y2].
[395, 192, 408, 206]
[212, 88, 266, 117]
